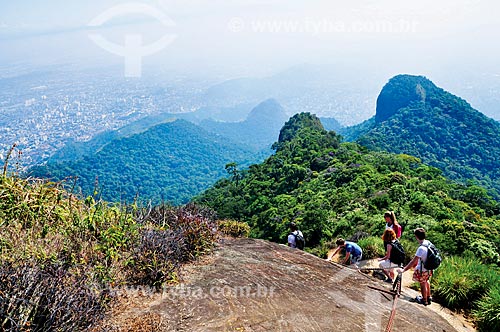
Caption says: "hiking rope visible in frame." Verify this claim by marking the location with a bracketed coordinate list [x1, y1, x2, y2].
[358, 266, 402, 271]
[384, 272, 402, 332]
[385, 288, 400, 332]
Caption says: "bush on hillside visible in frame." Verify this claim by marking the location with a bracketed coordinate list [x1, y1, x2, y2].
[0, 175, 221, 329]
[218, 219, 251, 238]
[432, 256, 499, 310]
[0, 261, 109, 331]
[128, 204, 219, 286]
[357, 236, 385, 259]
[465, 239, 500, 266]
[473, 284, 500, 332]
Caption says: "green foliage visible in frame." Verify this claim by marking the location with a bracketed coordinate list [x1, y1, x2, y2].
[432, 256, 500, 311]
[196, 113, 500, 264]
[473, 284, 500, 332]
[357, 236, 385, 260]
[465, 239, 500, 266]
[353, 75, 500, 201]
[276, 112, 326, 145]
[218, 219, 251, 238]
[29, 119, 265, 205]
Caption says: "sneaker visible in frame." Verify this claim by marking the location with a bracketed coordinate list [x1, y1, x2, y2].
[384, 278, 393, 283]
[415, 296, 429, 306]
[416, 295, 432, 304]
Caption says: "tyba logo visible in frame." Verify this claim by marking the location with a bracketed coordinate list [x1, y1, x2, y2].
[88, 2, 176, 77]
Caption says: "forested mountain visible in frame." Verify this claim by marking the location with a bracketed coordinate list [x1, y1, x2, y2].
[48, 105, 254, 163]
[30, 120, 264, 204]
[195, 113, 500, 262]
[342, 75, 500, 199]
[199, 99, 289, 150]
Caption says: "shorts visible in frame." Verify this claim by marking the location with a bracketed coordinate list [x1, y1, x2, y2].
[413, 269, 432, 283]
[350, 255, 362, 265]
[379, 259, 398, 269]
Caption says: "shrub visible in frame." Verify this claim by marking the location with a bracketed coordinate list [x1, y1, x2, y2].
[431, 256, 500, 310]
[0, 261, 109, 331]
[473, 283, 500, 332]
[0, 175, 222, 331]
[136, 203, 218, 256]
[127, 228, 185, 287]
[466, 239, 500, 266]
[129, 203, 219, 286]
[357, 236, 385, 260]
[218, 220, 250, 238]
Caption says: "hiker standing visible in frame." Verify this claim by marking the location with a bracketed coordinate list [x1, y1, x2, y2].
[326, 238, 363, 267]
[378, 228, 404, 283]
[400, 228, 433, 305]
[384, 211, 402, 239]
[287, 222, 305, 249]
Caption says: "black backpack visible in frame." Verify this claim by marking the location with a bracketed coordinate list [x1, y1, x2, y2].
[421, 242, 442, 270]
[292, 231, 305, 250]
[389, 240, 405, 265]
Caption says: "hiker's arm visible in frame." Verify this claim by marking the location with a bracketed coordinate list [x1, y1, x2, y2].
[326, 247, 340, 261]
[401, 255, 419, 273]
[379, 244, 391, 261]
[343, 251, 351, 264]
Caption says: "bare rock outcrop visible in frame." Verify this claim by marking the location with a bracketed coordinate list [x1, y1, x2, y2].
[105, 238, 467, 332]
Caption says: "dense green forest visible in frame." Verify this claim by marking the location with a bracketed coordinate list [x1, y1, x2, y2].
[196, 112, 500, 329]
[343, 75, 500, 199]
[30, 119, 266, 204]
[196, 112, 500, 257]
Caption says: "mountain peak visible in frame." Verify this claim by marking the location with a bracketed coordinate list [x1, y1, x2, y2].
[246, 98, 288, 124]
[375, 74, 439, 123]
[277, 112, 325, 144]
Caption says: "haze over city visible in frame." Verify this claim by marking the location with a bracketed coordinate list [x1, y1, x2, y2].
[1, 0, 500, 166]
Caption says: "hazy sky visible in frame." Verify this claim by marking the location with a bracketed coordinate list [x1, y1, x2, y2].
[1, 0, 498, 71]
[1, 0, 499, 118]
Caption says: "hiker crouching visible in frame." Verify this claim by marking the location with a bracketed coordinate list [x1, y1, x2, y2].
[326, 238, 363, 268]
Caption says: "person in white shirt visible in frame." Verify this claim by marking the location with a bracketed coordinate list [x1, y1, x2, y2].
[400, 228, 433, 306]
[287, 222, 304, 249]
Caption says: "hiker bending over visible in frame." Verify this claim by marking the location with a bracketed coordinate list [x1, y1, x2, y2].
[326, 238, 362, 267]
[378, 228, 401, 283]
[400, 228, 433, 306]
[384, 211, 402, 239]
